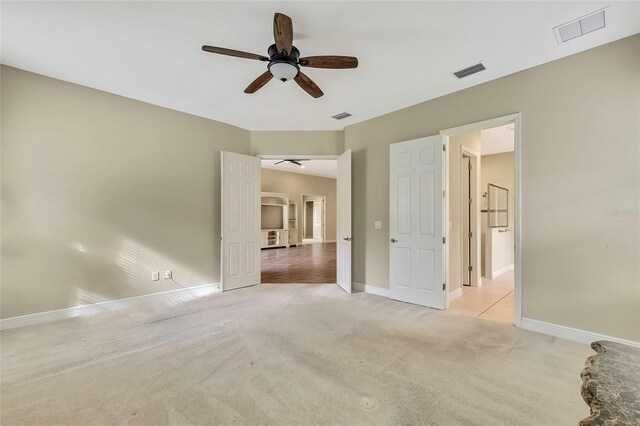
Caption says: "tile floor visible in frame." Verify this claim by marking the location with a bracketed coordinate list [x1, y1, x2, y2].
[449, 270, 515, 324]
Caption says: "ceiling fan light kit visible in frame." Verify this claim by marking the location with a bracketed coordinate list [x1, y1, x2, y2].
[202, 13, 358, 98]
[267, 44, 300, 82]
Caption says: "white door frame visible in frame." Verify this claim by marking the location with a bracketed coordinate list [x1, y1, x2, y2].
[256, 150, 353, 293]
[302, 194, 327, 243]
[460, 146, 481, 288]
[440, 113, 522, 327]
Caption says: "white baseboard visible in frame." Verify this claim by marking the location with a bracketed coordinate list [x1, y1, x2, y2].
[521, 317, 640, 348]
[0, 283, 220, 331]
[324, 239, 336, 243]
[448, 287, 463, 302]
[490, 264, 514, 279]
[353, 282, 390, 298]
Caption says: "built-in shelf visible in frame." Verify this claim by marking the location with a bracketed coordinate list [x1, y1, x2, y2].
[288, 202, 298, 246]
[261, 192, 291, 249]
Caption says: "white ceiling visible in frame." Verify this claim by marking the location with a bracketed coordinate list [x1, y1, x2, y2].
[2, 2, 638, 131]
[481, 124, 515, 156]
[262, 159, 337, 179]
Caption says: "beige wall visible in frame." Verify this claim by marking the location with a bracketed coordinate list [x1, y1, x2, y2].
[480, 152, 515, 276]
[448, 132, 481, 292]
[251, 131, 344, 156]
[1, 65, 251, 318]
[345, 35, 640, 341]
[261, 168, 336, 242]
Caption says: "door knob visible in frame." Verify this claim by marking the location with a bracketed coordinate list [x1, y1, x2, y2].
[390, 238, 399, 243]
[343, 237, 352, 241]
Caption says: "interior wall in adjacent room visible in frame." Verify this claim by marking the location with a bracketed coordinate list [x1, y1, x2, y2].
[480, 152, 515, 276]
[261, 168, 337, 242]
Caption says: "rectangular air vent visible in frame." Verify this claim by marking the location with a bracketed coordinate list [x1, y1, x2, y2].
[554, 9, 606, 44]
[453, 63, 486, 79]
[332, 112, 352, 120]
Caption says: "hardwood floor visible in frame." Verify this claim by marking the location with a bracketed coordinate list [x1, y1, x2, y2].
[261, 242, 336, 283]
[448, 271, 515, 324]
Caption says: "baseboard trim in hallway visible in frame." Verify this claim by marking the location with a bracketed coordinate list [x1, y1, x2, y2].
[448, 287, 463, 302]
[0, 283, 220, 331]
[521, 317, 640, 348]
[352, 282, 389, 297]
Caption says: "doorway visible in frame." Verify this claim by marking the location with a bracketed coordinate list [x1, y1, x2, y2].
[220, 152, 352, 293]
[443, 117, 519, 326]
[302, 195, 326, 244]
[387, 113, 521, 327]
[461, 148, 479, 288]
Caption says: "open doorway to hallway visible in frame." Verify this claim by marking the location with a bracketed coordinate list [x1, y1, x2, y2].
[446, 123, 516, 324]
[302, 195, 325, 244]
[259, 159, 337, 284]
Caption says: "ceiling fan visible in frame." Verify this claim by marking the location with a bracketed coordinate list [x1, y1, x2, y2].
[274, 159, 308, 167]
[202, 13, 358, 98]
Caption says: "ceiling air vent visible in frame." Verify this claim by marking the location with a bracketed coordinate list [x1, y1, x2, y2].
[554, 9, 606, 44]
[332, 112, 352, 120]
[453, 63, 486, 79]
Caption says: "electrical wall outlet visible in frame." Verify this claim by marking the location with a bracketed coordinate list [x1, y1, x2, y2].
[374, 220, 382, 230]
[164, 270, 172, 279]
[151, 272, 160, 281]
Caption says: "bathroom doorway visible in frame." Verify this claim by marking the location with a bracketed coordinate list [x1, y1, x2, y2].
[442, 116, 519, 325]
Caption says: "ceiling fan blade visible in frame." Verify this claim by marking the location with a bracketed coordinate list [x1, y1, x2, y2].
[299, 56, 358, 69]
[244, 71, 273, 94]
[202, 45, 268, 61]
[273, 13, 293, 55]
[289, 160, 302, 166]
[294, 72, 324, 98]
[274, 160, 286, 165]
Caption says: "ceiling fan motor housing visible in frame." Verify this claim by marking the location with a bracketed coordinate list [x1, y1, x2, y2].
[267, 44, 300, 81]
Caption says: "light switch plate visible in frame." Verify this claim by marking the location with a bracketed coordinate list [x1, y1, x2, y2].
[374, 220, 382, 230]
[164, 270, 172, 279]
[152, 272, 160, 281]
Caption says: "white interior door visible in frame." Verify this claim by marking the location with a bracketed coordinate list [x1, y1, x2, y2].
[221, 151, 261, 291]
[389, 136, 445, 309]
[336, 150, 352, 293]
[312, 201, 322, 239]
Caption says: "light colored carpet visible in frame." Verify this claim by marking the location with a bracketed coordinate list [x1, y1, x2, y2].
[1, 284, 591, 425]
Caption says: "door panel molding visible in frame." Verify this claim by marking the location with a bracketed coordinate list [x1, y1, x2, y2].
[221, 151, 261, 291]
[389, 136, 445, 309]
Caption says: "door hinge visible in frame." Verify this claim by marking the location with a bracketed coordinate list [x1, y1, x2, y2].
[468, 162, 472, 171]
[468, 231, 473, 238]
[468, 198, 472, 204]
[443, 283, 446, 291]
[468, 266, 473, 272]
[443, 190, 446, 198]
[442, 236, 446, 244]
[443, 144, 446, 152]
